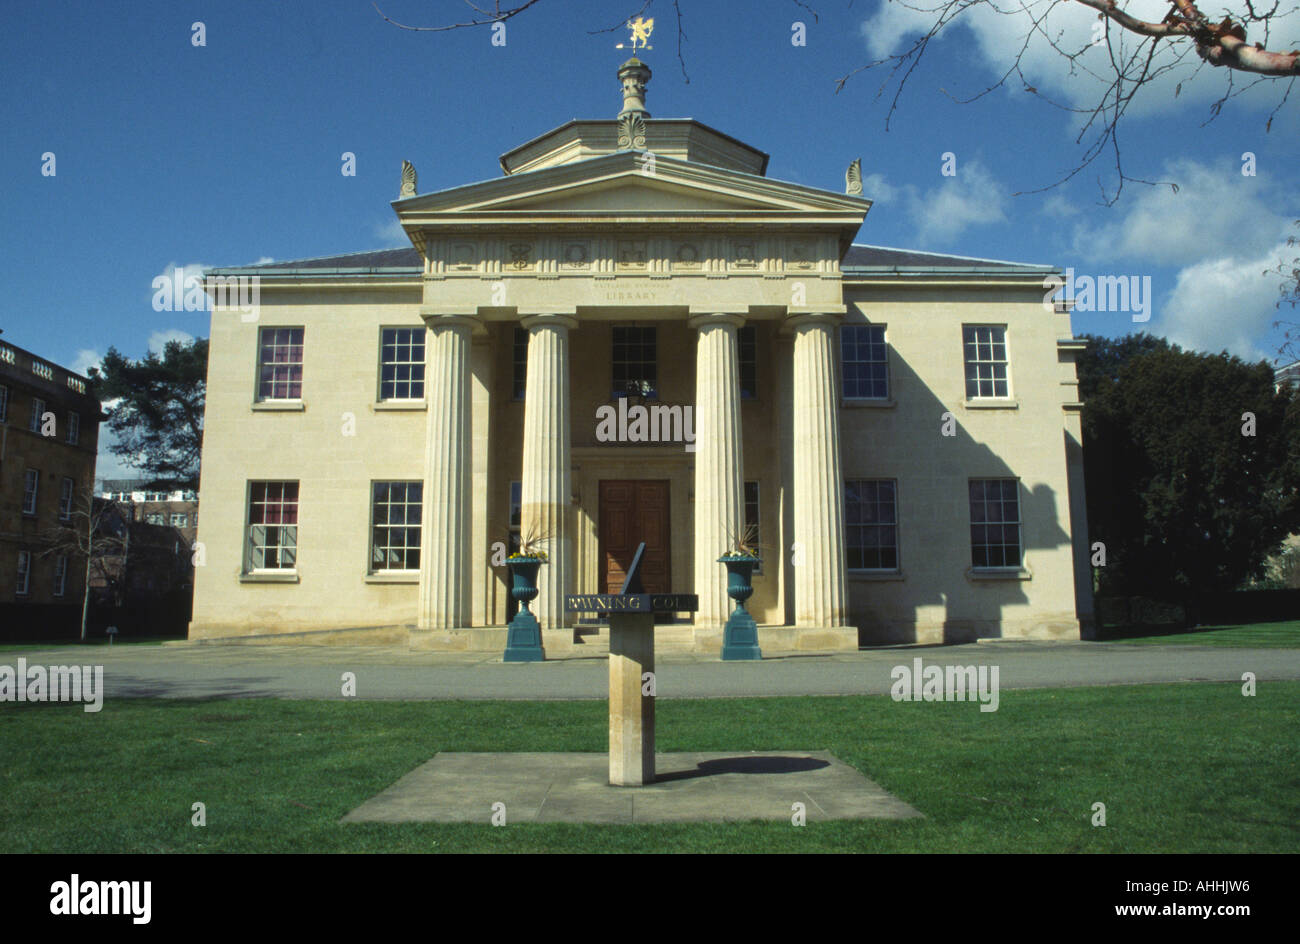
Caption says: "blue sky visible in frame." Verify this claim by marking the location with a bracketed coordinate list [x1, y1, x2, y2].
[2, 0, 1297, 477]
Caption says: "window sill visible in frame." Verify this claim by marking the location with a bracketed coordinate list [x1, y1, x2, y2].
[251, 400, 305, 412]
[963, 399, 1018, 410]
[240, 571, 300, 583]
[365, 572, 419, 584]
[849, 570, 905, 581]
[372, 401, 427, 412]
[842, 398, 896, 409]
[965, 566, 1031, 581]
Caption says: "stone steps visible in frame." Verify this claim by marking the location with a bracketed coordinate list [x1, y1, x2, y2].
[573, 624, 698, 653]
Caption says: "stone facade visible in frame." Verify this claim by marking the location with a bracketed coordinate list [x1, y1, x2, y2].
[190, 63, 1092, 649]
[0, 340, 101, 621]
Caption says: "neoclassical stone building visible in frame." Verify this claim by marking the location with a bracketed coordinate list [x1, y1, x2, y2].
[191, 59, 1093, 650]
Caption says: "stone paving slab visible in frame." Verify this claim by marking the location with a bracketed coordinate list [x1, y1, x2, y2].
[340, 751, 922, 824]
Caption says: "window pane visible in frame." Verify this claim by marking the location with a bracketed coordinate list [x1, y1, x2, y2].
[841, 325, 888, 399]
[370, 480, 423, 571]
[844, 479, 899, 570]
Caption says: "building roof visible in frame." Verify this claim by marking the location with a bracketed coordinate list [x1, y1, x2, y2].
[842, 244, 1050, 271]
[0, 338, 98, 403]
[213, 243, 1053, 277]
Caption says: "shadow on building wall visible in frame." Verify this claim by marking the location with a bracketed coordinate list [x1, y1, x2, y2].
[795, 347, 1078, 646]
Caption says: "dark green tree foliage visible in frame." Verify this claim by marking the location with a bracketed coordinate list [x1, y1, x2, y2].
[1077, 333, 1300, 599]
[88, 338, 207, 490]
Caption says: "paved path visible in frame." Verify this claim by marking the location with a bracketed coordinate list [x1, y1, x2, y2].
[1, 641, 1295, 701]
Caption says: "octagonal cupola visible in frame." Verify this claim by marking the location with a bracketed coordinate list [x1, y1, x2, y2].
[498, 58, 769, 178]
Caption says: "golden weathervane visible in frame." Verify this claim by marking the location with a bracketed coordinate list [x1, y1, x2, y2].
[616, 16, 653, 51]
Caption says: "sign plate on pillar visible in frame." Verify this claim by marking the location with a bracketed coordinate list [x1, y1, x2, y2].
[565, 594, 699, 613]
[570, 543, 699, 787]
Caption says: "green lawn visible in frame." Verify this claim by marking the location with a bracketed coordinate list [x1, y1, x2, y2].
[1107, 620, 1300, 648]
[0, 636, 175, 653]
[2, 683, 1296, 853]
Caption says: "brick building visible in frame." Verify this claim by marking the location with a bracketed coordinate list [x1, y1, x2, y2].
[0, 337, 101, 633]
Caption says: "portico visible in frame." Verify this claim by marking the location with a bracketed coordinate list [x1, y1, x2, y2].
[189, 56, 1091, 649]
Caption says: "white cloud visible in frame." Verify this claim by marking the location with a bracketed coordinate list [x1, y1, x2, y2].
[92, 397, 138, 484]
[1041, 194, 1080, 218]
[860, 171, 897, 204]
[70, 348, 102, 376]
[154, 261, 208, 287]
[907, 159, 1008, 243]
[1071, 159, 1286, 268]
[253, 256, 274, 265]
[94, 439, 140, 484]
[858, 0, 1278, 121]
[372, 218, 409, 246]
[146, 329, 195, 354]
[1157, 242, 1292, 360]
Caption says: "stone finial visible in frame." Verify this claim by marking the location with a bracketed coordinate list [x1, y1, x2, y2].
[617, 112, 646, 150]
[846, 158, 862, 196]
[400, 160, 417, 198]
[618, 57, 651, 119]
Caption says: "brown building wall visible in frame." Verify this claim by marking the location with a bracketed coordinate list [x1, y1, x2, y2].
[0, 342, 101, 610]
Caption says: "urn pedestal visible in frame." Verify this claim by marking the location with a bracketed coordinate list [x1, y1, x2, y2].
[718, 555, 762, 661]
[503, 558, 546, 662]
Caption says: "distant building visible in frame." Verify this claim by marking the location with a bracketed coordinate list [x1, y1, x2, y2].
[87, 500, 193, 607]
[0, 337, 101, 631]
[1273, 359, 1300, 392]
[96, 479, 199, 546]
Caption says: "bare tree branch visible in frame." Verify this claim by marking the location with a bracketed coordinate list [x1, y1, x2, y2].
[372, 0, 544, 32]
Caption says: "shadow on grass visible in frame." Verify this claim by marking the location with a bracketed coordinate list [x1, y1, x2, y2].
[655, 755, 830, 782]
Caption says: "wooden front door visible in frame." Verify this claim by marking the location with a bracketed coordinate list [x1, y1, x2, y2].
[599, 480, 670, 594]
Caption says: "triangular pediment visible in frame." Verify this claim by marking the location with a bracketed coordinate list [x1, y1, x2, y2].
[394, 151, 870, 221]
[501, 178, 764, 213]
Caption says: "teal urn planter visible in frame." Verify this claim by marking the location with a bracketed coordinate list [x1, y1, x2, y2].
[718, 554, 762, 661]
[503, 556, 546, 662]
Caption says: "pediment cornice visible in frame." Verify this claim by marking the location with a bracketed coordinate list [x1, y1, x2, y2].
[394, 151, 870, 220]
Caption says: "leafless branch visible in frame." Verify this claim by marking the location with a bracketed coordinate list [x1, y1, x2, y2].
[371, 0, 544, 32]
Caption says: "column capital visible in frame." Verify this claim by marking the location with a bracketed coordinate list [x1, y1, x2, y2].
[420, 310, 487, 335]
[780, 308, 847, 334]
[687, 311, 746, 331]
[520, 312, 579, 332]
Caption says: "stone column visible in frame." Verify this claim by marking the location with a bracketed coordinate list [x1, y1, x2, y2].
[789, 312, 849, 627]
[608, 612, 655, 786]
[520, 313, 577, 645]
[418, 313, 480, 629]
[690, 312, 745, 629]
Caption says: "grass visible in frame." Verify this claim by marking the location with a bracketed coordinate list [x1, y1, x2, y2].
[2, 683, 1297, 853]
[0, 636, 175, 653]
[1106, 620, 1300, 648]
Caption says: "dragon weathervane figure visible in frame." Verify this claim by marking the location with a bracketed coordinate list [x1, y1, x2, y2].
[616, 16, 653, 51]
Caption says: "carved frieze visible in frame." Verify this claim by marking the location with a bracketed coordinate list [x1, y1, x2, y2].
[617, 239, 648, 269]
[507, 242, 533, 270]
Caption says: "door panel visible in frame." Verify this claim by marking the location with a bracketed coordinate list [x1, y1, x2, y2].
[599, 480, 670, 595]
